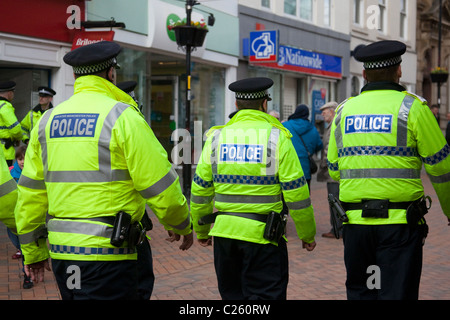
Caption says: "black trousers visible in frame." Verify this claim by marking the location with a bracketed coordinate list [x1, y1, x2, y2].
[213, 237, 289, 300]
[343, 224, 427, 300]
[52, 240, 154, 300]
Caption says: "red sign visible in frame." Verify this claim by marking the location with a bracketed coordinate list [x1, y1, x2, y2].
[71, 31, 115, 50]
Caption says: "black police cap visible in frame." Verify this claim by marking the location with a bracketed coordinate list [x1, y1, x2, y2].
[0, 81, 16, 92]
[38, 86, 56, 96]
[117, 80, 137, 94]
[355, 40, 406, 69]
[228, 77, 273, 100]
[63, 41, 121, 75]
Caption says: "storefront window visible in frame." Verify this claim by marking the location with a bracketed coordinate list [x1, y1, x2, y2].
[308, 78, 337, 122]
[248, 69, 282, 116]
[0, 68, 50, 121]
[116, 47, 149, 119]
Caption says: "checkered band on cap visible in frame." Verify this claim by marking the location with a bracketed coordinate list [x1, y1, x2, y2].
[72, 58, 117, 75]
[235, 90, 268, 100]
[363, 56, 402, 69]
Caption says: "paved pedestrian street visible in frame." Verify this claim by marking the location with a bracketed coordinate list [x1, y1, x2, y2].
[1, 171, 449, 300]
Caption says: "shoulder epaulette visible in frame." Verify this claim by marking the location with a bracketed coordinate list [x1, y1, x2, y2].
[404, 91, 427, 104]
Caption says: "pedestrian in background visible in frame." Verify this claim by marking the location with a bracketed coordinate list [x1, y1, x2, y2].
[14, 41, 193, 300]
[283, 104, 323, 192]
[191, 77, 316, 300]
[328, 40, 450, 300]
[316, 101, 341, 239]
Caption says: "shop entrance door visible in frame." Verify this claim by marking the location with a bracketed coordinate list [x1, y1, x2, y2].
[150, 76, 179, 161]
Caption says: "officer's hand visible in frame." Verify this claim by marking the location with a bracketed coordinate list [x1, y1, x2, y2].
[198, 238, 212, 247]
[179, 233, 193, 251]
[24, 259, 51, 284]
[166, 230, 180, 242]
[302, 240, 316, 252]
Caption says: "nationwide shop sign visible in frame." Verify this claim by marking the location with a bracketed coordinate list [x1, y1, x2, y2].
[260, 45, 342, 79]
[71, 31, 115, 50]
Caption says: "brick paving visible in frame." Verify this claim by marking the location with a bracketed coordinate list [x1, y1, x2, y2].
[1, 172, 449, 300]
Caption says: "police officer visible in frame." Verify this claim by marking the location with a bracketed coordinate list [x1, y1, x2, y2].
[14, 41, 193, 300]
[191, 77, 316, 300]
[0, 147, 17, 237]
[20, 86, 56, 144]
[0, 81, 22, 166]
[328, 40, 450, 300]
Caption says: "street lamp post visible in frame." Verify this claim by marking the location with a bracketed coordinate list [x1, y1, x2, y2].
[438, 0, 443, 109]
[182, 0, 195, 199]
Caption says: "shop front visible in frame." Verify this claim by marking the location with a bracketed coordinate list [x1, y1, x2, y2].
[238, 5, 350, 135]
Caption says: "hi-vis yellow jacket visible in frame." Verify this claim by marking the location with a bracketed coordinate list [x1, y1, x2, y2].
[0, 98, 22, 160]
[0, 147, 17, 233]
[191, 109, 316, 245]
[328, 82, 450, 225]
[20, 104, 53, 142]
[15, 75, 191, 264]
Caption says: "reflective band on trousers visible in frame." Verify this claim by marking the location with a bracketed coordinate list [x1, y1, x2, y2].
[51, 244, 135, 255]
[37, 102, 131, 183]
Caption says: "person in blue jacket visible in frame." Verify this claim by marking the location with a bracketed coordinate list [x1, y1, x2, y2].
[283, 104, 323, 192]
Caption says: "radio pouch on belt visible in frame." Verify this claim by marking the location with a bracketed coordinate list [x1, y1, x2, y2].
[406, 196, 431, 227]
[110, 211, 132, 247]
[361, 199, 389, 218]
[263, 212, 287, 242]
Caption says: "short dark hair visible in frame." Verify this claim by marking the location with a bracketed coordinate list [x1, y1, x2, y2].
[236, 98, 266, 110]
[15, 145, 27, 160]
[364, 65, 400, 83]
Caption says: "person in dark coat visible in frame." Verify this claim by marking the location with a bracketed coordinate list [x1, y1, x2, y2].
[283, 104, 323, 191]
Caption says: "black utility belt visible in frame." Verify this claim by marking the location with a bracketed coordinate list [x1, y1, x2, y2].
[340, 199, 414, 219]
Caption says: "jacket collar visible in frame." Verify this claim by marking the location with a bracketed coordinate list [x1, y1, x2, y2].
[73, 75, 138, 108]
[33, 103, 53, 113]
[360, 81, 406, 93]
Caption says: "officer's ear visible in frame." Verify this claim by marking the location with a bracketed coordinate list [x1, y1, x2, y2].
[397, 65, 402, 81]
[107, 66, 116, 84]
[362, 69, 368, 81]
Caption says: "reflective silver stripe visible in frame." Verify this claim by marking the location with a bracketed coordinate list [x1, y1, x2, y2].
[190, 194, 214, 204]
[18, 224, 48, 245]
[139, 167, 178, 198]
[39, 103, 131, 183]
[168, 215, 191, 230]
[334, 106, 344, 149]
[215, 193, 281, 204]
[397, 95, 415, 146]
[266, 128, 280, 175]
[286, 198, 311, 210]
[47, 219, 113, 238]
[340, 168, 421, 179]
[18, 175, 46, 190]
[38, 107, 55, 177]
[428, 172, 450, 184]
[210, 129, 222, 175]
[0, 179, 17, 197]
[46, 169, 130, 183]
